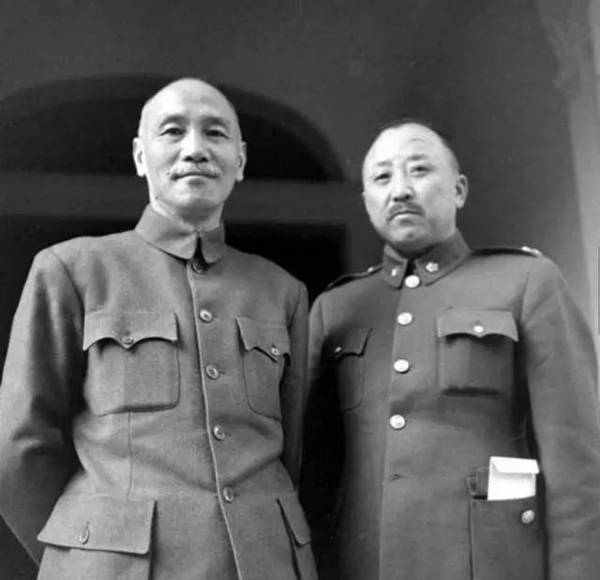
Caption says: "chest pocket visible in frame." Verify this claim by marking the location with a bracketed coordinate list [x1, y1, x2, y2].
[83, 311, 180, 416]
[437, 309, 518, 395]
[237, 317, 290, 420]
[328, 326, 371, 411]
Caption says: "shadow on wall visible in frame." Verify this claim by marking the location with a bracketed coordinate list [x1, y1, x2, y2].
[0, 75, 343, 180]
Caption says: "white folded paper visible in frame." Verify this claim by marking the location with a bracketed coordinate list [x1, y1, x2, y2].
[487, 456, 539, 501]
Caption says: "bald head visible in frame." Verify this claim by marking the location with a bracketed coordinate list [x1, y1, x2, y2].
[137, 78, 242, 141]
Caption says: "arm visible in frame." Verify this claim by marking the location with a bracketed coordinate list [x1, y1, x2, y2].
[0, 248, 83, 563]
[520, 257, 600, 580]
[280, 281, 309, 487]
[300, 294, 343, 573]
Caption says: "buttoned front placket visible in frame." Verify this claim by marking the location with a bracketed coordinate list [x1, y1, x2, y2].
[186, 250, 244, 579]
[379, 233, 471, 569]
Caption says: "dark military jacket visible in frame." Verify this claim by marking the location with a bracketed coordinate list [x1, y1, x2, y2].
[0, 206, 316, 580]
[304, 231, 600, 580]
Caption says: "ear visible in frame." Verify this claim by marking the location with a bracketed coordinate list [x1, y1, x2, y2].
[132, 137, 146, 178]
[235, 141, 247, 182]
[454, 174, 468, 209]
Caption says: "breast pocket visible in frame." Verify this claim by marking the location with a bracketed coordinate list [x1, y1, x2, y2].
[437, 309, 518, 395]
[236, 317, 290, 420]
[83, 311, 180, 416]
[327, 326, 371, 411]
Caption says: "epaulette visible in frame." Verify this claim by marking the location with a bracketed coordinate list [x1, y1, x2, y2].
[325, 264, 382, 291]
[473, 245, 542, 258]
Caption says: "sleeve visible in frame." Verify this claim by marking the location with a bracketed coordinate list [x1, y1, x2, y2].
[0, 248, 83, 563]
[300, 294, 344, 573]
[280, 280, 309, 487]
[520, 257, 600, 580]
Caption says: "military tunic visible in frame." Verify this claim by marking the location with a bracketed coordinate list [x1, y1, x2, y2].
[305, 231, 600, 580]
[0, 206, 316, 580]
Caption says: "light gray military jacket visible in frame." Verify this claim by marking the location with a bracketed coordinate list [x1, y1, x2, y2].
[0, 206, 316, 580]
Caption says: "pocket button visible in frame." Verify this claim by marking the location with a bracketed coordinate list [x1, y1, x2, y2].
[520, 509, 536, 525]
[78, 523, 90, 545]
[122, 335, 134, 346]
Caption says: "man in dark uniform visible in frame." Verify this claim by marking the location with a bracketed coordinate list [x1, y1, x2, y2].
[303, 119, 600, 579]
[0, 78, 316, 579]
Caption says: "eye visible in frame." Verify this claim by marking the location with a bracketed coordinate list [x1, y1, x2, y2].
[205, 126, 229, 139]
[372, 172, 391, 184]
[160, 125, 184, 137]
[408, 163, 430, 176]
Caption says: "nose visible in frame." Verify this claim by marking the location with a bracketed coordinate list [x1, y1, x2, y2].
[390, 172, 414, 201]
[181, 129, 209, 162]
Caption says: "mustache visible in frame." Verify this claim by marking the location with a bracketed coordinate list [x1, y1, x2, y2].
[386, 202, 424, 221]
[170, 165, 220, 179]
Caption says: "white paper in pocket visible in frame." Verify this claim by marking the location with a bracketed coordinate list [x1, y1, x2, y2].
[487, 456, 539, 501]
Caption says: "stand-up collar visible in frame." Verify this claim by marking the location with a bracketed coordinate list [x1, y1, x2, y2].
[382, 231, 470, 288]
[135, 205, 226, 264]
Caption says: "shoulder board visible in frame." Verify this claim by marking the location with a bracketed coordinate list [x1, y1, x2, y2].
[473, 245, 542, 258]
[325, 264, 382, 291]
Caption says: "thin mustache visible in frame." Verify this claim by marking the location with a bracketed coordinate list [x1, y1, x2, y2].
[387, 203, 424, 220]
[171, 167, 220, 178]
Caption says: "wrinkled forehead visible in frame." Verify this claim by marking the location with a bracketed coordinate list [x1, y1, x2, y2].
[140, 82, 240, 136]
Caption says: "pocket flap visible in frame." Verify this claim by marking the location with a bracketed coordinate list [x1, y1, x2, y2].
[278, 493, 311, 546]
[328, 326, 371, 359]
[83, 311, 178, 350]
[437, 309, 518, 341]
[37, 494, 155, 554]
[236, 317, 290, 360]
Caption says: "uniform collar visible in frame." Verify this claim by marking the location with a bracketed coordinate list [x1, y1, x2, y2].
[382, 230, 470, 288]
[135, 205, 226, 263]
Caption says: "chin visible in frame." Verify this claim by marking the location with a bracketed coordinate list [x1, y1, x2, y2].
[386, 232, 430, 256]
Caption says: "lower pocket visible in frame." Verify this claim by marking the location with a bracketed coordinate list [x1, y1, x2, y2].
[37, 493, 155, 580]
[469, 495, 545, 580]
[278, 493, 318, 580]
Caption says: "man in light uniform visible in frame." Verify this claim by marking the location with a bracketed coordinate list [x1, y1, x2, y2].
[0, 78, 316, 579]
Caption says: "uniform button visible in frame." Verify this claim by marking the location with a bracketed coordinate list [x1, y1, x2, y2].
[199, 309, 213, 323]
[397, 312, 413, 326]
[393, 359, 410, 373]
[212, 424, 226, 441]
[191, 259, 205, 274]
[78, 523, 90, 545]
[425, 261, 439, 273]
[270, 345, 280, 357]
[334, 346, 342, 355]
[520, 509, 536, 525]
[391, 267, 400, 277]
[473, 324, 485, 335]
[222, 486, 235, 503]
[122, 335, 134, 346]
[404, 274, 421, 288]
[205, 364, 220, 380]
[389, 414, 406, 430]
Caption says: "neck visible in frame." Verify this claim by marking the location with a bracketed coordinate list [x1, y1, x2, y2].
[150, 199, 222, 233]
